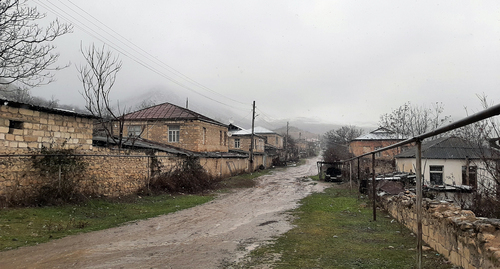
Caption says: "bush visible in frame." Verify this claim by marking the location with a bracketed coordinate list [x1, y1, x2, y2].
[30, 146, 88, 206]
[142, 156, 219, 194]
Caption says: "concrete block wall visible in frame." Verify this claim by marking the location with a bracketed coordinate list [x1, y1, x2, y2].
[381, 194, 500, 269]
[0, 105, 93, 152]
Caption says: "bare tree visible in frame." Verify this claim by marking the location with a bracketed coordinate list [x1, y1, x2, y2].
[453, 94, 500, 187]
[78, 43, 130, 148]
[0, 0, 72, 87]
[323, 125, 362, 162]
[379, 102, 450, 138]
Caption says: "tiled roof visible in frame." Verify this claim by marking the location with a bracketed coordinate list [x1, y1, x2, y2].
[395, 136, 492, 159]
[123, 102, 226, 126]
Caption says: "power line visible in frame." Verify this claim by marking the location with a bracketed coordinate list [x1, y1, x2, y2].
[34, 0, 249, 111]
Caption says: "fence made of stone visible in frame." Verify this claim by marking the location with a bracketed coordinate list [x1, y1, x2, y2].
[0, 145, 260, 206]
[381, 193, 500, 269]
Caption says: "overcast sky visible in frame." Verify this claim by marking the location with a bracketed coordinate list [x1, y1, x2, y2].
[30, 0, 500, 130]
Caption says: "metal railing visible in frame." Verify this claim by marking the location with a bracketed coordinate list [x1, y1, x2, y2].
[341, 102, 500, 268]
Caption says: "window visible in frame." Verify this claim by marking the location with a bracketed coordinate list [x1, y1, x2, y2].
[8, 120, 23, 134]
[202, 127, 206, 145]
[462, 166, 477, 187]
[235, 138, 240, 148]
[429, 165, 444, 185]
[224, 132, 227, 146]
[128, 125, 142, 137]
[168, 125, 180, 142]
[276, 137, 278, 145]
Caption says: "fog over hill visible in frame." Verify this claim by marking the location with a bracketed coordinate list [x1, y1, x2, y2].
[117, 88, 378, 136]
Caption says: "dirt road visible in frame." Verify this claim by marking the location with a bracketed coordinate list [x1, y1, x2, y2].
[0, 157, 328, 269]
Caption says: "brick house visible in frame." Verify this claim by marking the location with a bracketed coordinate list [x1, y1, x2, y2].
[349, 127, 407, 160]
[119, 102, 229, 153]
[0, 98, 95, 153]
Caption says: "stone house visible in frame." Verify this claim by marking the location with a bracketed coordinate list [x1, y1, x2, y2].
[395, 136, 496, 190]
[0, 98, 95, 153]
[119, 102, 229, 153]
[228, 129, 265, 153]
[253, 126, 284, 149]
[349, 127, 407, 160]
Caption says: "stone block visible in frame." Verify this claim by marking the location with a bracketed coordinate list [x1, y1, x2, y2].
[18, 108, 34, 116]
[9, 141, 18, 147]
[40, 118, 48, 124]
[14, 135, 23, 141]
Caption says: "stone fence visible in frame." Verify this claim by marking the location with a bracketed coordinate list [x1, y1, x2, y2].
[380, 193, 500, 269]
[0, 146, 257, 205]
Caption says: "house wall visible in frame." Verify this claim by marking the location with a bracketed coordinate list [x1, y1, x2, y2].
[381, 194, 500, 269]
[396, 158, 492, 189]
[349, 140, 405, 160]
[260, 133, 283, 149]
[0, 105, 93, 153]
[228, 135, 265, 153]
[121, 120, 229, 152]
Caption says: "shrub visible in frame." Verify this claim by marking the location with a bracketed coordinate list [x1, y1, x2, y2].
[30, 145, 88, 205]
[142, 156, 218, 194]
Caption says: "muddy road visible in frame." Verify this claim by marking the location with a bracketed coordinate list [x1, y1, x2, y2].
[0, 157, 329, 269]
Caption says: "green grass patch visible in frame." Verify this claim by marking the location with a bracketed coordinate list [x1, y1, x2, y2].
[0, 194, 213, 251]
[239, 186, 454, 269]
[309, 175, 320, 181]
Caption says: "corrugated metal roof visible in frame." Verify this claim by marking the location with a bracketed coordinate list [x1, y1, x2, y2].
[395, 136, 489, 159]
[353, 127, 405, 141]
[231, 126, 280, 136]
[123, 102, 226, 127]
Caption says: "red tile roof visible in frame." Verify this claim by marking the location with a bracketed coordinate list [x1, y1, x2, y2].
[123, 102, 226, 126]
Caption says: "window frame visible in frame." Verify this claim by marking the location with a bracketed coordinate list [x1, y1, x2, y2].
[234, 138, 240, 149]
[429, 165, 444, 185]
[127, 125, 142, 137]
[168, 125, 180, 143]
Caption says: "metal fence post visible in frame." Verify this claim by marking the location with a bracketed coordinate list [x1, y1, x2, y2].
[372, 153, 376, 221]
[416, 140, 423, 269]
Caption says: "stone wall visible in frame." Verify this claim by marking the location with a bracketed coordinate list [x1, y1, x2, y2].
[228, 135, 265, 152]
[0, 104, 93, 152]
[381, 194, 500, 269]
[0, 144, 259, 205]
[120, 120, 229, 152]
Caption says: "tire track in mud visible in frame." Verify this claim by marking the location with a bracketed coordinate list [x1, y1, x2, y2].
[0, 157, 328, 269]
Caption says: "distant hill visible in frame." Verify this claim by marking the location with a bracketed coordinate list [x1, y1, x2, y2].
[273, 126, 319, 140]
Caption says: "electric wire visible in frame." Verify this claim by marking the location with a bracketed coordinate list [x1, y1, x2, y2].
[35, 0, 247, 110]
[34, 0, 282, 128]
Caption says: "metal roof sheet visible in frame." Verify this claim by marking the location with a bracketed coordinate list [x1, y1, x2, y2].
[123, 102, 226, 126]
[395, 136, 491, 159]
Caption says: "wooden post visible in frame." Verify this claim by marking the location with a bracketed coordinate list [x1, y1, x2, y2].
[416, 140, 423, 269]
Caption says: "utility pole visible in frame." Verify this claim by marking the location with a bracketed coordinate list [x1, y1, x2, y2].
[285, 121, 289, 163]
[250, 101, 256, 171]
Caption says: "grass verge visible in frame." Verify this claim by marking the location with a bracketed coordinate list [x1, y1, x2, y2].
[237, 184, 455, 269]
[0, 194, 213, 251]
[0, 166, 278, 252]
